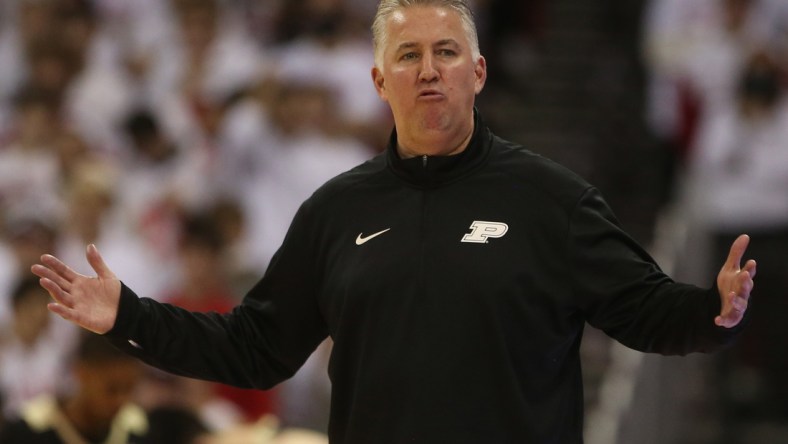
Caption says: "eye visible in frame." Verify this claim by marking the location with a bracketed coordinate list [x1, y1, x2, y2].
[400, 52, 419, 61]
[436, 48, 457, 57]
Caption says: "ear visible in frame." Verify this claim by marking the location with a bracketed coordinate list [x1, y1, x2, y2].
[372, 66, 388, 102]
[474, 56, 487, 95]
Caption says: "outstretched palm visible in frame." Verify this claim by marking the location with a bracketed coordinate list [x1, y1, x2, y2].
[31, 244, 121, 334]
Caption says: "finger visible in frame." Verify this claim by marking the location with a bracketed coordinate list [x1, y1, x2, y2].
[742, 259, 757, 279]
[40, 254, 81, 283]
[47, 302, 72, 319]
[31, 264, 72, 292]
[724, 234, 750, 271]
[86, 244, 116, 280]
[715, 310, 742, 328]
[48, 302, 107, 335]
[716, 292, 737, 327]
[714, 314, 738, 328]
[735, 273, 754, 299]
[47, 303, 82, 327]
[730, 292, 748, 312]
[715, 291, 747, 328]
[39, 277, 75, 308]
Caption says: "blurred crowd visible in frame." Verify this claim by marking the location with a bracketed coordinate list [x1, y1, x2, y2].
[0, 0, 786, 442]
[0, 0, 391, 441]
[641, 0, 788, 442]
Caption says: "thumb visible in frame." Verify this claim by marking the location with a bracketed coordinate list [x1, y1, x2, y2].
[724, 234, 750, 271]
[86, 244, 116, 279]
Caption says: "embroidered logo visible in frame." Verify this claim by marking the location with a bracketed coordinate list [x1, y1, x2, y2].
[461, 221, 509, 243]
[356, 228, 391, 245]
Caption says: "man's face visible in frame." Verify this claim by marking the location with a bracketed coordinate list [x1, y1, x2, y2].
[372, 6, 486, 156]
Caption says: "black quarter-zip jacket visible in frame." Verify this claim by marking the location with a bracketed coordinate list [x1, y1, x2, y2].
[107, 111, 743, 443]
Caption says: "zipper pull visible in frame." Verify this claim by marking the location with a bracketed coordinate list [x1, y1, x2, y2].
[422, 154, 428, 168]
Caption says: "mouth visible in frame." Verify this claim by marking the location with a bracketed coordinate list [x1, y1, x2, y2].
[418, 89, 444, 100]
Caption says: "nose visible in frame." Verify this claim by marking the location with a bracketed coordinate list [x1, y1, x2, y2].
[418, 54, 439, 82]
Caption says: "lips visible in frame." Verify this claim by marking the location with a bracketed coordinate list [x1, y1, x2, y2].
[418, 89, 444, 98]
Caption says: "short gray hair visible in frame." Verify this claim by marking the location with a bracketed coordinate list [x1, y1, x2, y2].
[372, 0, 480, 68]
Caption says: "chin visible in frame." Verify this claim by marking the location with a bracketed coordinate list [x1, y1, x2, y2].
[417, 109, 452, 131]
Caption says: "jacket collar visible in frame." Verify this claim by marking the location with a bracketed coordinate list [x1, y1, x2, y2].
[385, 109, 493, 188]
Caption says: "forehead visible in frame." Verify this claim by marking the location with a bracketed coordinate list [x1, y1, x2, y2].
[385, 6, 469, 50]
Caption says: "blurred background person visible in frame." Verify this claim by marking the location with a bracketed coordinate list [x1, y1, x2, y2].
[146, 0, 266, 158]
[642, 0, 776, 189]
[56, 159, 170, 301]
[161, 210, 278, 427]
[617, 1, 788, 443]
[238, 81, 373, 269]
[0, 332, 147, 443]
[54, 0, 135, 157]
[0, 88, 63, 227]
[0, 0, 58, 118]
[677, 50, 788, 443]
[0, 276, 77, 420]
[114, 108, 189, 275]
[141, 404, 210, 444]
[0, 211, 60, 329]
[270, 0, 391, 151]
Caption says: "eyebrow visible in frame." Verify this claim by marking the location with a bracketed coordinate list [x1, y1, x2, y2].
[396, 42, 420, 52]
[434, 39, 460, 48]
[395, 39, 461, 52]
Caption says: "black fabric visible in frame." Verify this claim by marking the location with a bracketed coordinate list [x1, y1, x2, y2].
[106, 112, 744, 443]
[0, 421, 63, 444]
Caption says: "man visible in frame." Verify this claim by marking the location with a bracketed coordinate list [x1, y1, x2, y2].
[32, 1, 757, 443]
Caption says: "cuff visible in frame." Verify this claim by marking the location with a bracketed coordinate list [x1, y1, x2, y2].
[104, 282, 141, 338]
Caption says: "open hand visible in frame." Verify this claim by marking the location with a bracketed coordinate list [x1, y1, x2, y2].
[31, 244, 121, 334]
[715, 234, 757, 328]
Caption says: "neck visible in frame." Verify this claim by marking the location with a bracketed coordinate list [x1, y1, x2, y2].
[396, 114, 475, 159]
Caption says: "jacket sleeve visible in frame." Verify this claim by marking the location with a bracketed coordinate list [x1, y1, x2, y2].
[569, 187, 746, 355]
[104, 200, 329, 389]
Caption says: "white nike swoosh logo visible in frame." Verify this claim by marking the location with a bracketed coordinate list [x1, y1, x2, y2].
[355, 228, 391, 245]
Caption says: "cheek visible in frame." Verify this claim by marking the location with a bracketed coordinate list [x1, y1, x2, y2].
[382, 68, 412, 94]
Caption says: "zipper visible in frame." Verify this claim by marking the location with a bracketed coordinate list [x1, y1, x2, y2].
[420, 155, 428, 290]
[420, 154, 429, 290]
[419, 188, 428, 296]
